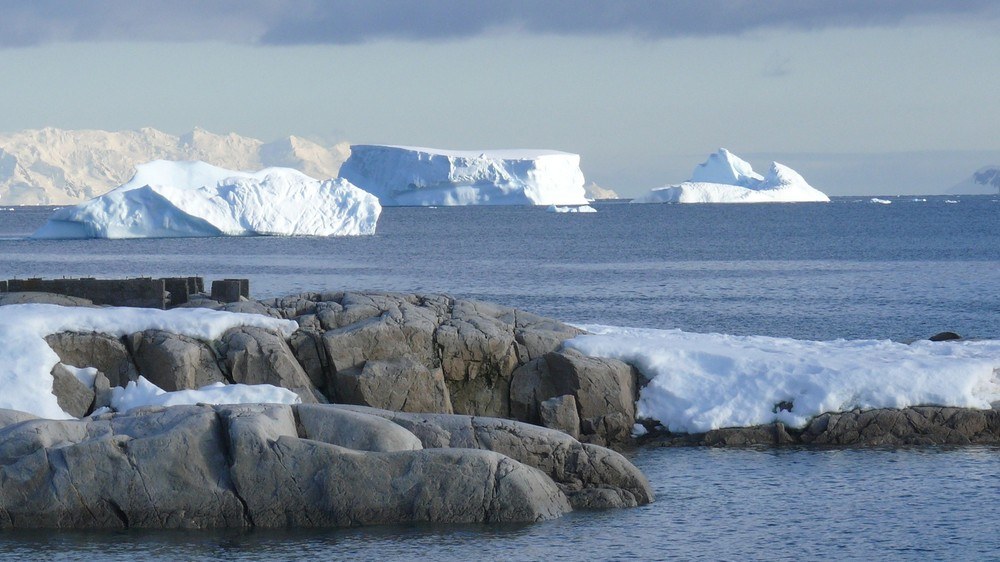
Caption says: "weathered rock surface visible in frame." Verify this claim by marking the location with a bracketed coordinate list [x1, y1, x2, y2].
[642, 407, 1000, 447]
[221, 326, 325, 404]
[50, 363, 95, 418]
[511, 349, 637, 446]
[35, 291, 632, 445]
[336, 405, 653, 510]
[0, 403, 656, 529]
[129, 330, 226, 391]
[44, 331, 139, 388]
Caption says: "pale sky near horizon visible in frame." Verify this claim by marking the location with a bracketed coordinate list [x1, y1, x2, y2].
[0, 1, 997, 196]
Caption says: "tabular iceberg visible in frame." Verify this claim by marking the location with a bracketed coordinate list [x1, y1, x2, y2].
[32, 160, 381, 239]
[338, 145, 589, 206]
[633, 149, 830, 203]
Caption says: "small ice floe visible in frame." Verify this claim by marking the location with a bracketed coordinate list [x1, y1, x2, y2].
[870, 198, 892, 205]
[911, 198, 927, 202]
[547, 205, 597, 213]
[945, 200, 960, 204]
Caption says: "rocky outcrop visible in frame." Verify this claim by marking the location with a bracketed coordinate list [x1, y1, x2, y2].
[641, 406, 1000, 447]
[0, 403, 653, 529]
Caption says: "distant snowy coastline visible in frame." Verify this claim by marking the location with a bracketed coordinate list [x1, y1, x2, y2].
[338, 145, 589, 206]
[633, 149, 830, 204]
[31, 160, 381, 239]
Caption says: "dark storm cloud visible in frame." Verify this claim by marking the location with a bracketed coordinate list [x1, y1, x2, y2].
[0, 0, 996, 47]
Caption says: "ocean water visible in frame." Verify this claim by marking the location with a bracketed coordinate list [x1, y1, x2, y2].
[1, 197, 998, 560]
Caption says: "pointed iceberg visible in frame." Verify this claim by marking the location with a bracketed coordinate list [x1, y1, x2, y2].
[633, 149, 829, 203]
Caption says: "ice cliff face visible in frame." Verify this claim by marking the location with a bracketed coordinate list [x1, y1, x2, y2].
[948, 166, 1000, 195]
[32, 160, 381, 239]
[633, 149, 829, 204]
[338, 145, 588, 206]
[0, 127, 350, 205]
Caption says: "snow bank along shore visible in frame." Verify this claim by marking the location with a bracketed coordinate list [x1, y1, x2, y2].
[32, 160, 381, 239]
[633, 148, 830, 203]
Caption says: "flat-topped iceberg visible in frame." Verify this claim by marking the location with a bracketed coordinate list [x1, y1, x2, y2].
[338, 145, 588, 206]
[32, 160, 381, 239]
[633, 149, 830, 203]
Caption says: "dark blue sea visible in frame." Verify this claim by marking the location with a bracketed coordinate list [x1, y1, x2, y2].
[1, 197, 998, 560]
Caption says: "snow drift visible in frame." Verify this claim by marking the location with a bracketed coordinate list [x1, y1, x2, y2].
[633, 149, 830, 204]
[32, 160, 381, 239]
[338, 145, 588, 206]
[0, 303, 301, 419]
[567, 325, 1000, 434]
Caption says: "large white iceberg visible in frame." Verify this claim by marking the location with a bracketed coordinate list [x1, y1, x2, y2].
[567, 325, 1000, 434]
[31, 160, 381, 239]
[633, 149, 830, 203]
[338, 145, 588, 206]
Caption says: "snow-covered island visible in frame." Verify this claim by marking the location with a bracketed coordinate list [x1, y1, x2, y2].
[633, 149, 830, 204]
[338, 145, 589, 206]
[948, 165, 1000, 195]
[32, 160, 381, 239]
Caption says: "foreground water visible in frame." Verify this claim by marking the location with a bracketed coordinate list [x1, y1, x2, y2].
[2, 447, 997, 561]
[0, 198, 998, 559]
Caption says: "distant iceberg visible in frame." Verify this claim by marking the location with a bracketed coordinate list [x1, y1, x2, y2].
[32, 160, 381, 239]
[632, 149, 830, 204]
[547, 205, 597, 213]
[948, 165, 1000, 195]
[338, 145, 588, 206]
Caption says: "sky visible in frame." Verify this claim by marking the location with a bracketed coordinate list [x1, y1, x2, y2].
[0, 1, 998, 196]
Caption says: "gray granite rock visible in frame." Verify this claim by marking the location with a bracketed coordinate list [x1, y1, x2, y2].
[129, 330, 226, 391]
[540, 395, 580, 439]
[44, 331, 139, 388]
[335, 405, 653, 510]
[50, 363, 95, 418]
[333, 358, 452, 414]
[221, 326, 324, 403]
[0, 404, 586, 529]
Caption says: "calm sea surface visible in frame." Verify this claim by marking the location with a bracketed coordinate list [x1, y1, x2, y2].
[0, 197, 998, 560]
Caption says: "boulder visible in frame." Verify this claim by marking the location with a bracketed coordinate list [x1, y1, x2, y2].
[44, 331, 139, 388]
[333, 358, 452, 414]
[288, 328, 329, 392]
[220, 326, 324, 403]
[0, 409, 39, 429]
[50, 363, 95, 418]
[129, 330, 226, 391]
